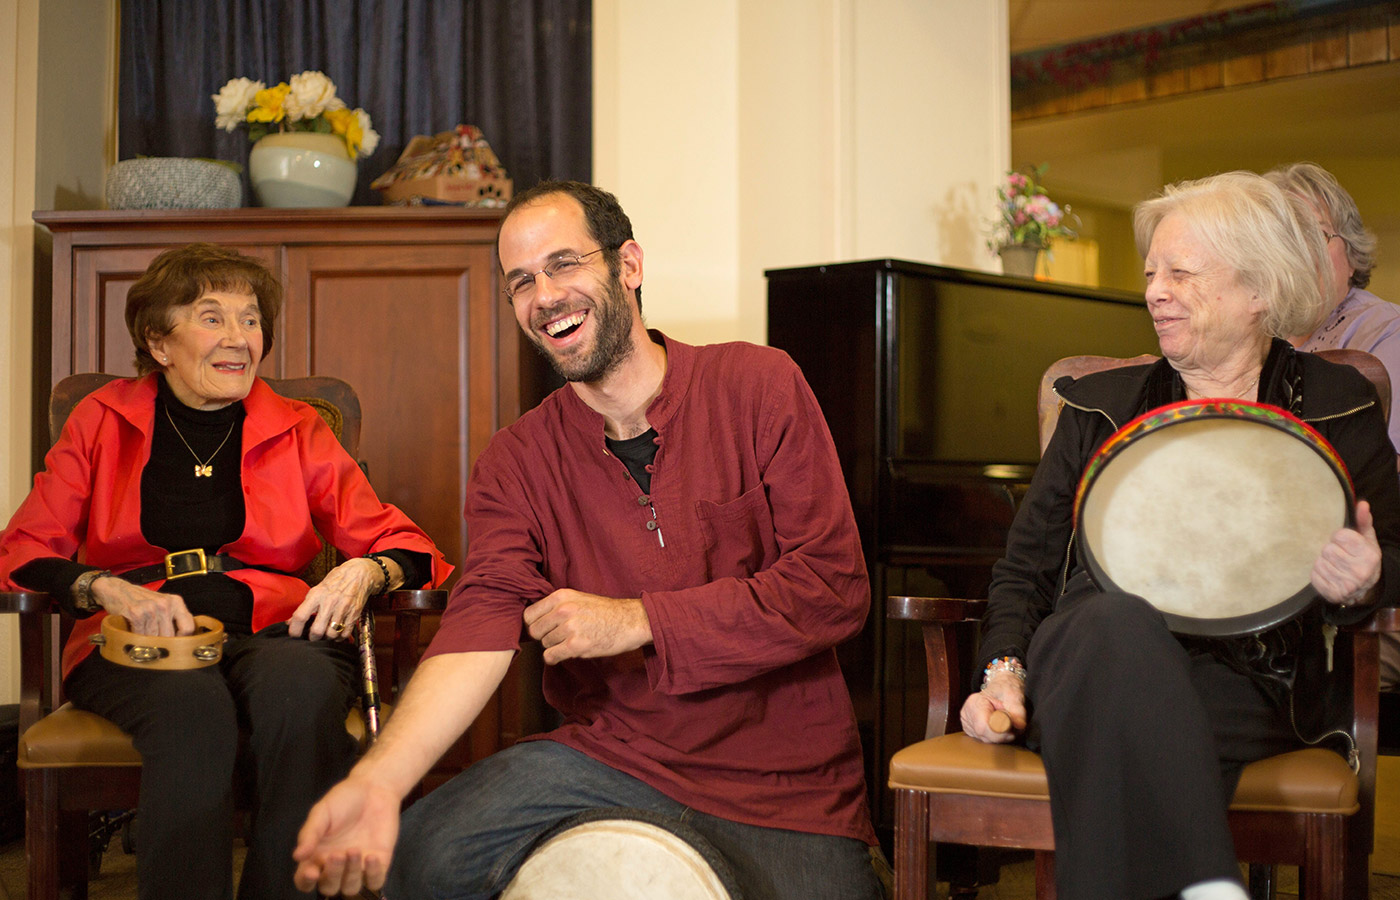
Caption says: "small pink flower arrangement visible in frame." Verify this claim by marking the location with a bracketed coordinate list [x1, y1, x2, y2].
[987, 164, 1078, 251]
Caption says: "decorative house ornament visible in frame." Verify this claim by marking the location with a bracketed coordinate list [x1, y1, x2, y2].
[371, 125, 512, 207]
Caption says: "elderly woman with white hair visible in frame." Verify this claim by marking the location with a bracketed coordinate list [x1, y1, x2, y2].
[959, 171, 1400, 900]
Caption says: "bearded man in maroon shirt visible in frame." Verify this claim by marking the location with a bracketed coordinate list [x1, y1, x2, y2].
[294, 181, 884, 900]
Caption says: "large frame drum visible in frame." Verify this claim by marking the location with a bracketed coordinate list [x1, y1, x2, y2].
[1074, 400, 1353, 637]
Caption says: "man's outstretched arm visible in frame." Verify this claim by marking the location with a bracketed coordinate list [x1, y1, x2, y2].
[293, 649, 514, 896]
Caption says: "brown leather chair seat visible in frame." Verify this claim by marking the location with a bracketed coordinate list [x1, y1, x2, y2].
[890, 733, 1359, 815]
[19, 702, 381, 769]
[18, 704, 142, 768]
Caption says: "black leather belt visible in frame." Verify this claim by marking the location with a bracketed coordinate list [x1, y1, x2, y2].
[118, 549, 281, 584]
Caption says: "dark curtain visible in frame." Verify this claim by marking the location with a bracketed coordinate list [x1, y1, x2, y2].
[119, 1, 591, 205]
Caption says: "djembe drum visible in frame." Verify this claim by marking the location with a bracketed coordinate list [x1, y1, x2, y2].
[499, 808, 741, 900]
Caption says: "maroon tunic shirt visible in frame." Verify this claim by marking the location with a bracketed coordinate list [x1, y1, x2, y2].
[426, 333, 876, 842]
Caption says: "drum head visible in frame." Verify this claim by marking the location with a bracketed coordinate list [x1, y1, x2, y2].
[1075, 400, 1353, 637]
[500, 807, 740, 900]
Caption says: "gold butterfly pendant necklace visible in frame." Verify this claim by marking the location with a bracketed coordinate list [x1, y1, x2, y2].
[165, 406, 236, 478]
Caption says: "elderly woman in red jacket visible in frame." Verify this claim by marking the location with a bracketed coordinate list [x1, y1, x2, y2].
[0, 243, 450, 900]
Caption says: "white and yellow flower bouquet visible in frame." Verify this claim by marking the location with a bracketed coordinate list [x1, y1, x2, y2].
[212, 70, 380, 159]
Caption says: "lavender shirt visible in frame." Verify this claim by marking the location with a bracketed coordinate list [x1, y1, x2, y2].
[1300, 286, 1400, 454]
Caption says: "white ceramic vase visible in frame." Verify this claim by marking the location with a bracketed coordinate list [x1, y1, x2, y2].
[248, 132, 356, 208]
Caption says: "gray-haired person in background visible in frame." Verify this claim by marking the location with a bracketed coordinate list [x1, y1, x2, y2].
[1266, 161, 1400, 689]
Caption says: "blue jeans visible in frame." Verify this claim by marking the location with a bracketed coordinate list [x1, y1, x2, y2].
[383, 741, 885, 900]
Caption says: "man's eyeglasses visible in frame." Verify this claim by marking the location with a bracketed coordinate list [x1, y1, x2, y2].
[1323, 229, 1347, 246]
[504, 247, 608, 301]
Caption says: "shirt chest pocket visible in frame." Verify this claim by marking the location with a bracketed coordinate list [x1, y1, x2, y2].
[694, 484, 780, 581]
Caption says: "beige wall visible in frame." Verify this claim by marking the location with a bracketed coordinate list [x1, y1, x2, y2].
[0, 1, 1011, 701]
[594, 0, 1011, 346]
[1, 0, 41, 704]
[0, 0, 114, 704]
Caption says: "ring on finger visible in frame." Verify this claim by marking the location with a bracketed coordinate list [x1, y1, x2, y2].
[328, 621, 344, 632]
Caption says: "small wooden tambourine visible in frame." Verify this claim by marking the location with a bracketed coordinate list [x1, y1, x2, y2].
[91, 614, 225, 670]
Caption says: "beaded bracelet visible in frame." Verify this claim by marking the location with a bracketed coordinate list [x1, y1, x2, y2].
[982, 656, 1026, 692]
[365, 554, 393, 597]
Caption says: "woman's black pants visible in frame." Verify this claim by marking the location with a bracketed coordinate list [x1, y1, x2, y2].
[1026, 590, 1301, 900]
[65, 623, 359, 900]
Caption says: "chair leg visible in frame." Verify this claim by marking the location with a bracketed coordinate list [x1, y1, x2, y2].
[60, 809, 91, 900]
[1301, 814, 1345, 900]
[1246, 863, 1274, 900]
[893, 789, 930, 900]
[1033, 850, 1056, 900]
[23, 768, 60, 900]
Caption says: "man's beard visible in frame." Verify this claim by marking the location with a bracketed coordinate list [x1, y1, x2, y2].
[530, 275, 636, 384]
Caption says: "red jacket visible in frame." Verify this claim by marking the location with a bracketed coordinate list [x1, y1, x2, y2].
[0, 374, 452, 677]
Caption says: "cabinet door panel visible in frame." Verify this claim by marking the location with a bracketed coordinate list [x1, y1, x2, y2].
[283, 243, 504, 578]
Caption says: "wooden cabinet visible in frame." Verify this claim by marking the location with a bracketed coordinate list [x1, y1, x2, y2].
[33, 208, 554, 778]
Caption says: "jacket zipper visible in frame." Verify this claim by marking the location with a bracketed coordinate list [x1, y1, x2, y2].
[1051, 388, 1122, 432]
[1049, 388, 1117, 599]
[1302, 400, 1374, 424]
[1058, 528, 1076, 598]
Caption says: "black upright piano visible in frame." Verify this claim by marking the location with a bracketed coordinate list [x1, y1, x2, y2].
[765, 258, 1161, 842]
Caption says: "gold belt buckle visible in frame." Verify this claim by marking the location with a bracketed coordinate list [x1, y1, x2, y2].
[163, 548, 209, 581]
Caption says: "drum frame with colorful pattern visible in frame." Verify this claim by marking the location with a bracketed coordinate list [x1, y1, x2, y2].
[1073, 399, 1354, 637]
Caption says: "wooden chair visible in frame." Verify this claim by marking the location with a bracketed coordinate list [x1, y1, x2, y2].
[1, 373, 446, 900]
[887, 349, 1397, 900]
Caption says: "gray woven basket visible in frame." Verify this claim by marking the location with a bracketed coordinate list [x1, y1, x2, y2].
[105, 158, 242, 209]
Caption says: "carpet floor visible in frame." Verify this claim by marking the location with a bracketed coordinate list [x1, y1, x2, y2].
[11, 761, 1400, 900]
[4, 840, 1400, 900]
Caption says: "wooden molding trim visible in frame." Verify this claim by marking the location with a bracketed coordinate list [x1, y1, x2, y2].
[1012, 6, 1400, 121]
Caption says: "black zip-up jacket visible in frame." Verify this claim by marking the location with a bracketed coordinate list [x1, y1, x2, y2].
[978, 340, 1400, 743]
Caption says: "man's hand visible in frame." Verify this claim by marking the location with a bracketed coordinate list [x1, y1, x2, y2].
[292, 651, 513, 896]
[523, 589, 653, 664]
[959, 671, 1027, 744]
[1313, 499, 1383, 607]
[292, 774, 401, 896]
[91, 577, 195, 636]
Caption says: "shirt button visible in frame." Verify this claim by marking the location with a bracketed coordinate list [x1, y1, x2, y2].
[646, 521, 659, 531]
[637, 495, 650, 506]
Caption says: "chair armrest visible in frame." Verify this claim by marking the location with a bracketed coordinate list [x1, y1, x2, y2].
[887, 596, 987, 739]
[0, 591, 63, 740]
[887, 596, 986, 623]
[0, 590, 55, 615]
[365, 589, 448, 697]
[1345, 604, 1400, 633]
[371, 588, 448, 613]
